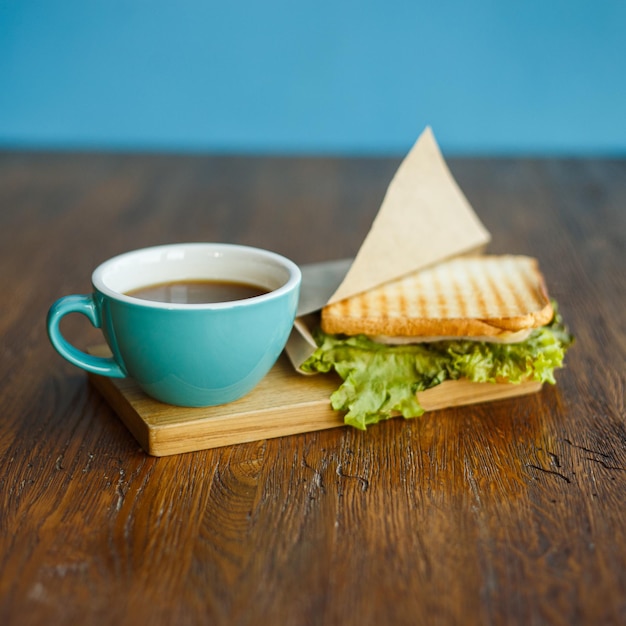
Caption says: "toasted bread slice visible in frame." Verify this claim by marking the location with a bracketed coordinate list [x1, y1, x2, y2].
[320, 255, 553, 339]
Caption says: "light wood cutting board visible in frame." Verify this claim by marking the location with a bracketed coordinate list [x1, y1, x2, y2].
[87, 345, 541, 456]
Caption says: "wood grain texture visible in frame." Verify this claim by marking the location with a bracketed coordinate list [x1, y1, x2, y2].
[0, 152, 625, 626]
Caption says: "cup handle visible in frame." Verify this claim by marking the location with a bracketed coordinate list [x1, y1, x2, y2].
[47, 294, 126, 378]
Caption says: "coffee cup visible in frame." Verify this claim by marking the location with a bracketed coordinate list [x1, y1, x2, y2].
[47, 243, 301, 407]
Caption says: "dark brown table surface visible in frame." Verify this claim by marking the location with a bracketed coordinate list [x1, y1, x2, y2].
[1, 152, 625, 626]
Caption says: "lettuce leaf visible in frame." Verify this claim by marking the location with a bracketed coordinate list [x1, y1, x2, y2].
[301, 305, 573, 430]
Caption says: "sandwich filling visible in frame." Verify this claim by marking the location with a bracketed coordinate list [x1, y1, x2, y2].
[301, 305, 573, 430]
[368, 328, 533, 344]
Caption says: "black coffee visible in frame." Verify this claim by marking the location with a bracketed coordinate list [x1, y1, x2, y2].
[126, 280, 268, 304]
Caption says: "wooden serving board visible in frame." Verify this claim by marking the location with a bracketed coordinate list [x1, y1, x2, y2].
[87, 345, 542, 456]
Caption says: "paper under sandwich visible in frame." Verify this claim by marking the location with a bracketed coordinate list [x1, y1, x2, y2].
[289, 128, 573, 429]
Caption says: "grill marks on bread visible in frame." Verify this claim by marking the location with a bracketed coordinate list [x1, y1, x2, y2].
[321, 255, 554, 339]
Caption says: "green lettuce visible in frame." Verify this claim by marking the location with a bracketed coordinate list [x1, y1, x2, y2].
[301, 305, 573, 430]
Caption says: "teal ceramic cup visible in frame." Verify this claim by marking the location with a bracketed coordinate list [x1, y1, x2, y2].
[47, 243, 301, 407]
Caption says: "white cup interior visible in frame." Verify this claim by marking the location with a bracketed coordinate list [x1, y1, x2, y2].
[92, 243, 300, 308]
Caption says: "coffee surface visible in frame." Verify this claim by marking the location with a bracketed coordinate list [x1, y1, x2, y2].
[126, 280, 268, 304]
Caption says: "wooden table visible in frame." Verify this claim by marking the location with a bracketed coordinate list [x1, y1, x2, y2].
[1, 152, 624, 625]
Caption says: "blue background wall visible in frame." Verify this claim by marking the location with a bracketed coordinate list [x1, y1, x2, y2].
[1, 1, 624, 155]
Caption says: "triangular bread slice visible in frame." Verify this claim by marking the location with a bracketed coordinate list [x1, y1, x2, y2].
[320, 255, 553, 340]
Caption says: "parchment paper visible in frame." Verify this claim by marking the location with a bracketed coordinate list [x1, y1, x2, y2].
[286, 126, 491, 371]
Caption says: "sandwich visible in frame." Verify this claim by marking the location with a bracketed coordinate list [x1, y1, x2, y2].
[301, 255, 573, 429]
